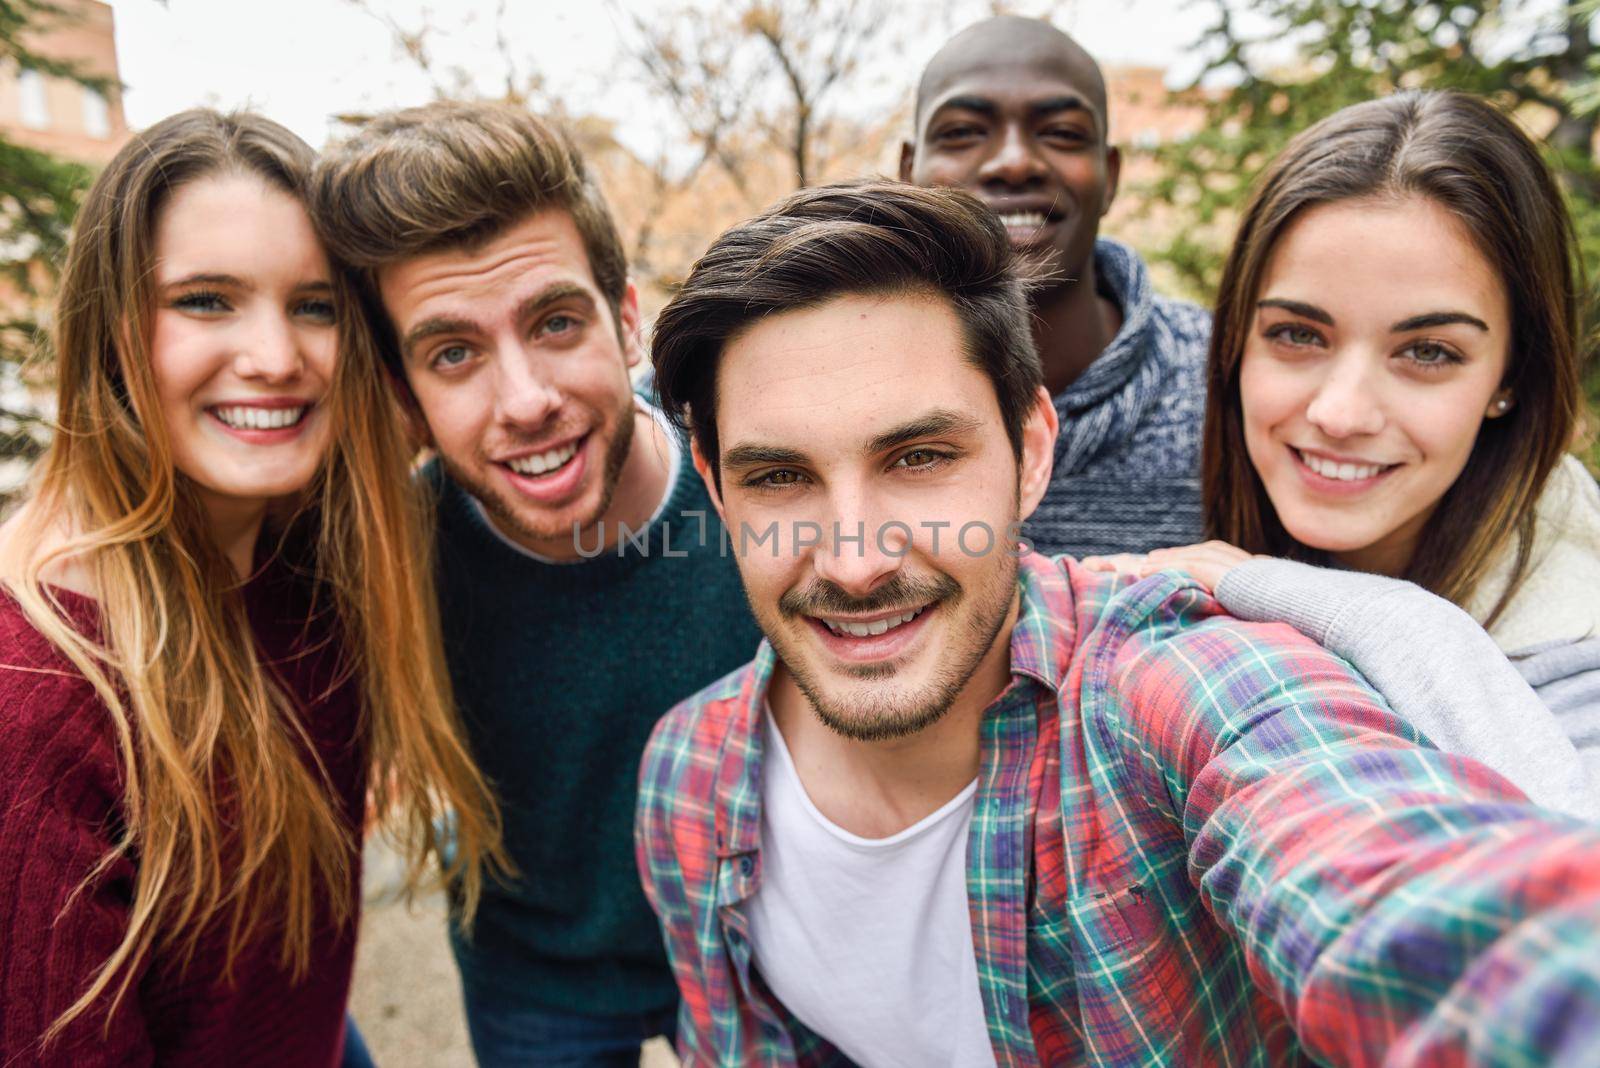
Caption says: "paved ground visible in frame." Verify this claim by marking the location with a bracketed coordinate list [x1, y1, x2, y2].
[350, 840, 676, 1067]
[349, 888, 476, 1068]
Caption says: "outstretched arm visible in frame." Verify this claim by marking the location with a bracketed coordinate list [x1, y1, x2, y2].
[1100, 575, 1600, 1067]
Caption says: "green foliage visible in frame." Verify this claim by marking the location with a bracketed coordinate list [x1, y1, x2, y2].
[0, 138, 90, 293]
[0, 0, 100, 463]
[2, 0, 111, 88]
[1144, 1, 1594, 293]
[0, 0, 101, 285]
[1139, 0, 1600, 469]
[1572, 183, 1600, 468]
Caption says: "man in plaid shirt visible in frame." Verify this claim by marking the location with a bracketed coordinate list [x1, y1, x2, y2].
[637, 180, 1600, 1066]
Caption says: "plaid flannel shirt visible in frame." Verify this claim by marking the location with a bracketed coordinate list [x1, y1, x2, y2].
[637, 553, 1600, 1066]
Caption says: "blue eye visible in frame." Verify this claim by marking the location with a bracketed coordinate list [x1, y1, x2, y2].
[173, 290, 229, 314]
[433, 345, 472, 369]
[295, 298, 336, 324]
[536, 312, 586, 343]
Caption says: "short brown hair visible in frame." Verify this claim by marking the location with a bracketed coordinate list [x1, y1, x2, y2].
[309, 100, 628, 370]
[652, 179, 1041, 484]
[1205, 90, 1584, 622]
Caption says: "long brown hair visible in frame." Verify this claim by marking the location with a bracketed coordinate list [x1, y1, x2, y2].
[0, 108, 503, 1038]
[1204, 90, 1584, 622]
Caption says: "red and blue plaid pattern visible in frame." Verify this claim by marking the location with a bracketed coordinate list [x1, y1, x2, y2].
[637, 553, 1600, 1066]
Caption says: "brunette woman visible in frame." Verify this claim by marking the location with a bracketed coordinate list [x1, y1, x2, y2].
[0, 110, 502, 1065]
[1089, 90, 1600, 803]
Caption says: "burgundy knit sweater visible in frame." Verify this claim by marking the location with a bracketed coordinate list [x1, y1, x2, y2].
[0, 558, 365, 1067]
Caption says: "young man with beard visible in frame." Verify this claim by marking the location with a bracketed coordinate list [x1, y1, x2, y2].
[901, 15, 1209, 558]
[636, 180, 1600, 1065]
[311, 102, 761, 1066]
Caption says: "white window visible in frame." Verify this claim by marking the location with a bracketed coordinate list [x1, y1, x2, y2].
[17, 69, 49, 129]
[81, 88, 109, 138]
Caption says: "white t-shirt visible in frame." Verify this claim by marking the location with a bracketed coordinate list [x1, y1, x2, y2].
[745, 709, 996, 1068]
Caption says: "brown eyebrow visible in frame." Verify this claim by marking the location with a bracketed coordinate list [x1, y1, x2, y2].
[517, 282, 596, 324]
[1258, 298, 1333, 325]
[401, 281, 599, 363]
[402, 315, 479, 363]
[866, 409, 983, 455]
[165, 272, 250, 290]
[721, 409, 982, 472]
[721, 443, 810, 470]
[1260, 299, 1491, 335]
[1391, 311, 1490, 333]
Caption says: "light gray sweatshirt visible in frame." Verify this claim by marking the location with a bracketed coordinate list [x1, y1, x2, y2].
[1216, 558, 1599, 819]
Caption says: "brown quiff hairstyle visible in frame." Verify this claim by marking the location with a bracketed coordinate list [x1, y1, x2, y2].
[653, 179, 1041, 485]
[3, 108, 504, 1044]
[309, 100, 628, 377]
[1205, 90, 1584, 623]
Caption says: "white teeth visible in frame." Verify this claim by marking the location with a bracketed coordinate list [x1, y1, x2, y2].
[822, 606, 925, 638]
[214, 405, 306, 430]
[1298, 450, 1386, 482]
[996, 211, 1047, 230]
[507, 441, 580, 476]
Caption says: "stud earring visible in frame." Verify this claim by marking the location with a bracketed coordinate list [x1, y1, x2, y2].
[1494, 398, 1511, 414]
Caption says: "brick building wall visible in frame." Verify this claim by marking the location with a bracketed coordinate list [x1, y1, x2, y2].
[0, 0, 128, 165]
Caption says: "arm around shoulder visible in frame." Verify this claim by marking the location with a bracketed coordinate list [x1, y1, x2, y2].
[1215, 558, 1599, 817]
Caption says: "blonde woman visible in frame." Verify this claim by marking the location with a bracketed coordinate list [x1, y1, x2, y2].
[0, 109, 502, 1065]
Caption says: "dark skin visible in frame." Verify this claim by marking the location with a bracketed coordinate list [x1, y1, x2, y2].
[901, 16, 1123, 395]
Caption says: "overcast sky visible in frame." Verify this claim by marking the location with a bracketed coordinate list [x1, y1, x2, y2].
[106, 0, 1221, 154]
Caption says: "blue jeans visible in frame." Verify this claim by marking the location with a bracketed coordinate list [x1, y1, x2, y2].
[463, 998, 677, 1068]
[341, 1016, 377, 1068]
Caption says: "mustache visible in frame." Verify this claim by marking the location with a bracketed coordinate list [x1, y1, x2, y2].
[779, 572, 959, 619]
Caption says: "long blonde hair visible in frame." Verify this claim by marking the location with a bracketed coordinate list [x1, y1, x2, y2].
[1, 108, 504, 1039]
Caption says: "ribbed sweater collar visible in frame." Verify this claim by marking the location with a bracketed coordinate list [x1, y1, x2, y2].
[1050, 238, 1163, 477]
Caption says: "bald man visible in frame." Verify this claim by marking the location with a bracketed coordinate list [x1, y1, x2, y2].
[902, 16, 1209, 559]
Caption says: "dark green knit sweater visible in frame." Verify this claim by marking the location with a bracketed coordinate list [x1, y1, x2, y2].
[426, 444, 761, 1017]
